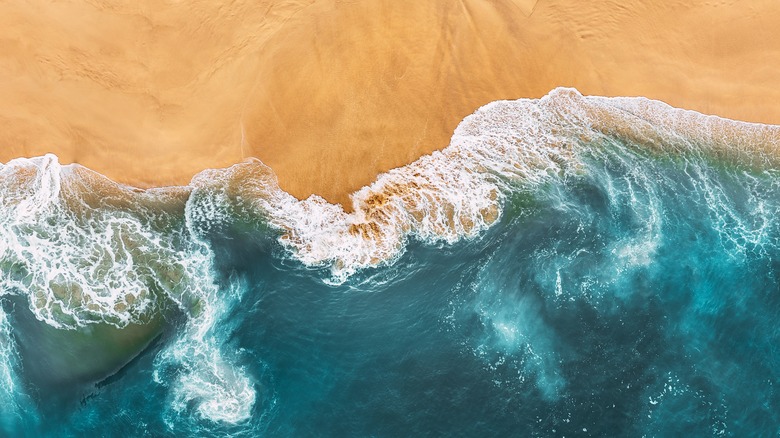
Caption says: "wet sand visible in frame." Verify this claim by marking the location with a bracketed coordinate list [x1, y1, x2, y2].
[1, 0, 779, 207]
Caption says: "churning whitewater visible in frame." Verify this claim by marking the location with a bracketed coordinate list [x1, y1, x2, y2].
[1, 88, 779, 436]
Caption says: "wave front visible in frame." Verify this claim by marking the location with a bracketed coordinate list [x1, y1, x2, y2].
[1, 88, 779, 432]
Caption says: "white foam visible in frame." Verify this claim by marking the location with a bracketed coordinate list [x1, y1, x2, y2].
[0, 307, 37, 431]
[146, 190, 257, 425]
[0, 155, 212, 329]
[201, 90, 589, 282]
[1, 87, 777, 424]
[194, 88, 780, 283]
[154, 276, 255, 425]
[0, 308, 20, 402]
[0, 155, 255, 424]
[163, 340, 255, 423]
[4, 88, 778, 317]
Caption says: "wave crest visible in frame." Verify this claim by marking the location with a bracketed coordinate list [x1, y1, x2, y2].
[198, 88, 779, 283]
[1, 87, 778, 426]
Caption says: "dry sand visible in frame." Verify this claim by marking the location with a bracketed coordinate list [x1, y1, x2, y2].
[1, 0, 779, 207]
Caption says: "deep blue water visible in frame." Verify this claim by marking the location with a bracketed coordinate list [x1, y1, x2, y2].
[4, 138, 776, 437]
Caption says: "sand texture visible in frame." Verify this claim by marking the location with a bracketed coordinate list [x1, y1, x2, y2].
[1, 0, 779, 207]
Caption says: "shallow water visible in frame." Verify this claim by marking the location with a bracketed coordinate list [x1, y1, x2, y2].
[1, 89, 779, 436]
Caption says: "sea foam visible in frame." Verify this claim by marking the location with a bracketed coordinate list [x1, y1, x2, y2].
[0, 156, 255, 424]
[1, 88, 778, 425]
[198, 88, 779, 283]
[6, 88, 773, 327]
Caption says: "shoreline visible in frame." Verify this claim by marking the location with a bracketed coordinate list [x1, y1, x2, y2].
[4, 88, 779, 298]
[1, 0, 779, 208]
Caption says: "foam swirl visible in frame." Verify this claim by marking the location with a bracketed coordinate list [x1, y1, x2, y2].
[0, 155, 255, 423]
[0, 155, 200, 328]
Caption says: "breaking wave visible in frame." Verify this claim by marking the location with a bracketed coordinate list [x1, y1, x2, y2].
[0, 88, 778, 428]
[0, 157, 255, 424]
[201, 88, 779, 282]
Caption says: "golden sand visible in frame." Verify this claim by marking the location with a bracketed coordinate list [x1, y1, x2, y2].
[1, 0, 779, 207]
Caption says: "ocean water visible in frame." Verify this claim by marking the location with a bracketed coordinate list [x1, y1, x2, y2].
[1, 88, 779, 436]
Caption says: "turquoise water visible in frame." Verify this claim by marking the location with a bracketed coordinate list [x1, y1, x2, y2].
[1, 89, 779, 436]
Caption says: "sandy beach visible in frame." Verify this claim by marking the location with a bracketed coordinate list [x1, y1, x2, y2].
[1, 0, 779, 207]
